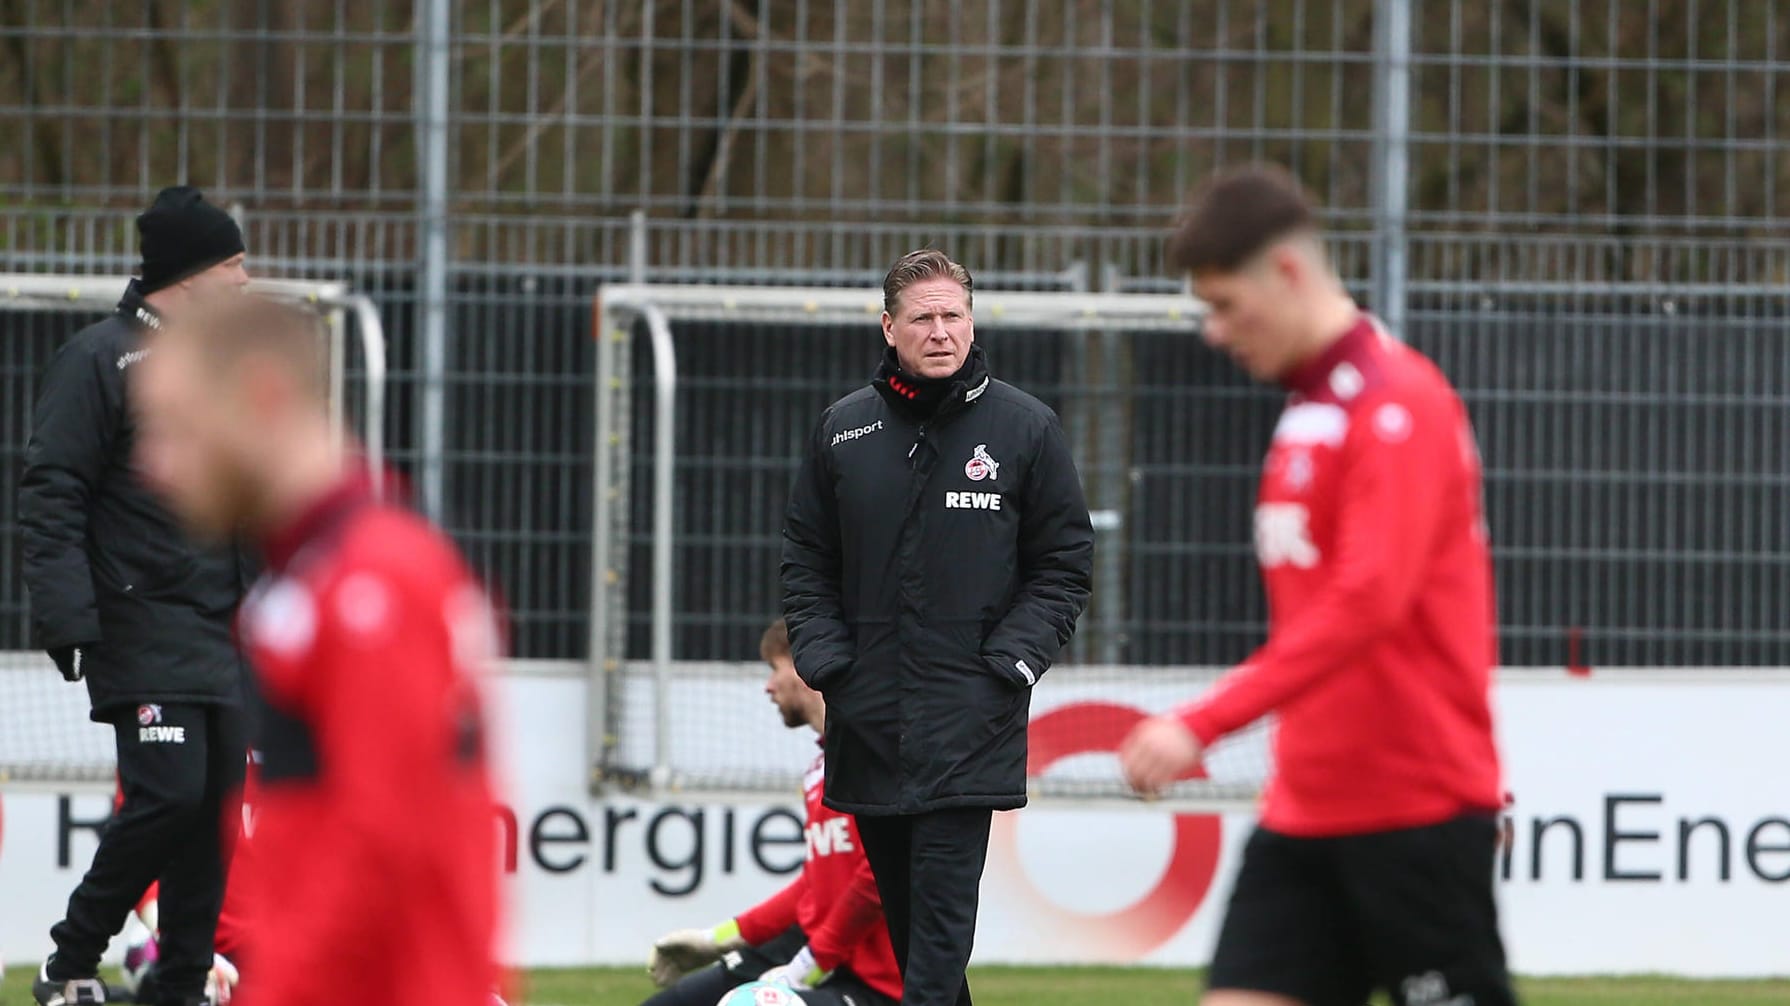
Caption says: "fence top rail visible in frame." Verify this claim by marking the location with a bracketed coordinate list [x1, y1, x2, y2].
[596, 284, 1207, 331]
[0, 273, 350, 308]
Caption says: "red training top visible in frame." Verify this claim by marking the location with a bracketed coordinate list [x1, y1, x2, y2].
[236, 472, 500, 1006]
[1177, 316, 1504, 837]
[735, 746, 902, 1000]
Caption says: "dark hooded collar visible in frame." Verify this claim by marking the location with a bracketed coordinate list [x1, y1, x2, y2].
[873, 344, 991, 421]
[114, 279, 165, 332]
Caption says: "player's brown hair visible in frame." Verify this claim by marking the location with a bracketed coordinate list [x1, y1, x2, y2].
[1165, 164, 1321, 276]
[175, 292, 329, 401]
[883, 248, 974, 316]
[760, 617, 791, 663]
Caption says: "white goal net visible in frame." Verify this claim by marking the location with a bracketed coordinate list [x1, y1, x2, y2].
[0, 274, 386, 784]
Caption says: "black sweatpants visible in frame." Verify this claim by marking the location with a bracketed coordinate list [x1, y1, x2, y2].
[640, 926, 896, 1006]
[855, 808, 993, 1006]
[49, 702, 246, 1002]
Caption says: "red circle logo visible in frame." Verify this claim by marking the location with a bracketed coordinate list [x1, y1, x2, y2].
[987, 701, 1223, 959]
[136, 704, 157, 726]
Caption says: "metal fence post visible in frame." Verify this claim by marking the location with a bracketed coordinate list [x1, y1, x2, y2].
[1089, 263, 1127, 665]
[629, 209, 648, 284]
[417, 0, 452, 518]
[589, 295, 619, 792]
[1372, 0, 1412, 338]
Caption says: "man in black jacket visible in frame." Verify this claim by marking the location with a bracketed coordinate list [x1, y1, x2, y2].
[781, 249, 1094, 1006]
[20, 186, 252, 1006]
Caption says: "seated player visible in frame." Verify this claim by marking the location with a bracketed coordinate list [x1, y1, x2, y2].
[642, 619, 900, 1006]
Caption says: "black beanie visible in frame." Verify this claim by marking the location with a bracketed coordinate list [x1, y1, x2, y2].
[137, 186, 246, 293]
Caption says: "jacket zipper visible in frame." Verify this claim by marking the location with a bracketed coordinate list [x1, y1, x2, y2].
[907, 424, 927, 461]
[905, 384, 972, 462]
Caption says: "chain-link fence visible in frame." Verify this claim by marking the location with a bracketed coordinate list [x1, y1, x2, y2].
[4, 1, 1789, 669]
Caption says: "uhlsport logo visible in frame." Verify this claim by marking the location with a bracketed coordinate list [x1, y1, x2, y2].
[964, 443, 1000, 481]
[831, 420, 883, 447]
[986, 701, 1223, 960]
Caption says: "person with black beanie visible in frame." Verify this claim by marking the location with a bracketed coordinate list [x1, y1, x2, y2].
[781, 249, 1095, 1006]
[19, 185, 252, 1006]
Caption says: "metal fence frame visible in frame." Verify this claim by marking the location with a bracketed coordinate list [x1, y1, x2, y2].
[8, 0, 1790, 787]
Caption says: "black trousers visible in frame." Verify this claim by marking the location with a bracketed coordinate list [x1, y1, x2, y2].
[50, 702, 245, 1002]
[640, 926, 897, 1006]
[855, 808, 993, 1006]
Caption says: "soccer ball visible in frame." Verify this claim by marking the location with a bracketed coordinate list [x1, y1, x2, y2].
[715, 981, 804, 1006]
[120, 918, 159, 995]
[120, 917, 238, 1005]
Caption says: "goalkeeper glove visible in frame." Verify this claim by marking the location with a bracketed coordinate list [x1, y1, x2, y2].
[648, 918, 747, 988]
[207, 953, 240, 1006]
[761, 944, 829, 991]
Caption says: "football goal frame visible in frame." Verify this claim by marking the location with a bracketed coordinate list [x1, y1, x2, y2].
[587, 283, 1265, 809]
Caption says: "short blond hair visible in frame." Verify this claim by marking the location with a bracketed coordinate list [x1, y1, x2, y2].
[883, 248, 973, 316]
[760, 618, 790, 663]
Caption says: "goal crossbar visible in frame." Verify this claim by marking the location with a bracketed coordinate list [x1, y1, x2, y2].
[595, 282, 1207, 330]
[1, 274, 388, 479]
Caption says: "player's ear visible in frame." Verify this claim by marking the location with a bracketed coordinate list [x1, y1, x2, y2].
[1266, 241, 1305, 290]
[881, 311, 897, 346]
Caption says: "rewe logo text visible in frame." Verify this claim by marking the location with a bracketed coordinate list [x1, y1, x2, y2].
[945, 491, 1002, 510]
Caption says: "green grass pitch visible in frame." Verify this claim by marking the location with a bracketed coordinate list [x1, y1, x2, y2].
[11, 965, 1784, 1005]
[521, 967, 1790, 1005]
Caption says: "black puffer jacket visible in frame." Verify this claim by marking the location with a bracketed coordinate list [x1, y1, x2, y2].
[19, 281, 250, 719]
[782, 346, 1094, 815]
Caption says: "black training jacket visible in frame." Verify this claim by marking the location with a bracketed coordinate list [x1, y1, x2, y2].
[782, 346, 1094, 815]
[19, 281, 250, 718]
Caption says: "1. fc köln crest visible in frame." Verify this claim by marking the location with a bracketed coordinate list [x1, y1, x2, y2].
[965, 444, 1001, 482]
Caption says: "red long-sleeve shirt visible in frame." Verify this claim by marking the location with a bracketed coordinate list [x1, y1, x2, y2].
[735, 747, 901, 1001]
[1178, 316, 1503, 837]
[235, 474, 500, 1006]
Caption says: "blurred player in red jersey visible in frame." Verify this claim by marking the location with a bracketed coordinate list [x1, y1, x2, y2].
[1120, 166, 1516, 1006]
[642, 619, 900, 1006]
[131, 294, 502, 1006]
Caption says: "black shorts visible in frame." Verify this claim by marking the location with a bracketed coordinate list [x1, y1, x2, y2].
[1208, 813, 1516, 1006]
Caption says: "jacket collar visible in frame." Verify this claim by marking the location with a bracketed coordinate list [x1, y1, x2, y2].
[114, 279, 165, 332]
[260, 468, 378, 572]
[873, 344, 991, 421]
[1281, 313, 1378, 397]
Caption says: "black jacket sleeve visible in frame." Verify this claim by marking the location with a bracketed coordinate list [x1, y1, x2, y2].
[19, 334, 121, 650]
[982, 414, 1094, 687]
[780, 414, 855, 688]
